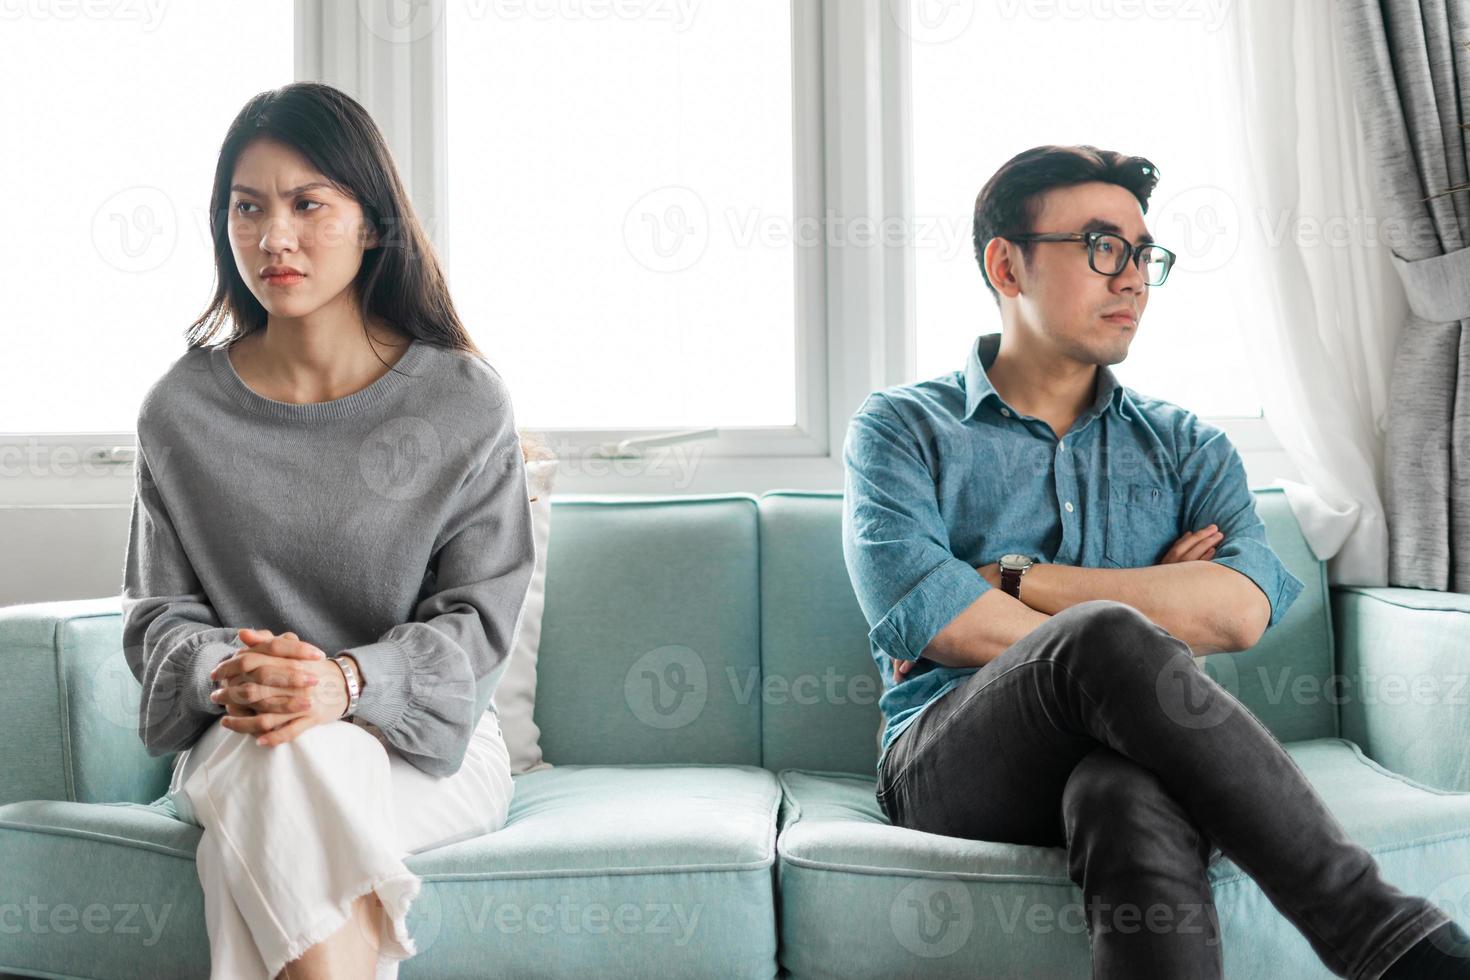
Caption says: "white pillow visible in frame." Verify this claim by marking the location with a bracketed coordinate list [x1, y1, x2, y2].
[492, 457, 557, 775]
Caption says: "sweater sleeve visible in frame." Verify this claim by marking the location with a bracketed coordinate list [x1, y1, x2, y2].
[342, 396, 537, 778]
[121, 436, 242, 756]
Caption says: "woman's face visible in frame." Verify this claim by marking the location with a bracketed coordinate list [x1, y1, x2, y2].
[226, 138, 379, 321]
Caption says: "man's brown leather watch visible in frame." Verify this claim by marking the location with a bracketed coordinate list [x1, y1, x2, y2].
[998, 553, 1036, 599]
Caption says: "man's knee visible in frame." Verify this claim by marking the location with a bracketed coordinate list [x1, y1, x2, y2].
[1061, 746, 1167, 830]
[1057, 599, 1154, 635]
[1052, 600, 1176, 664]
[1062, 748, 1209, 864]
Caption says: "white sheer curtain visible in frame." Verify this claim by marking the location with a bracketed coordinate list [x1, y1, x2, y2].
[1222, 0, 1408, 586]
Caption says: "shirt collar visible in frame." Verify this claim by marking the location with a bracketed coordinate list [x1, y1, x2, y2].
[962, 331, 1125, 423]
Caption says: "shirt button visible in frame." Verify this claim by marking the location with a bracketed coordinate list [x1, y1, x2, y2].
[1000, 408, 1011, 417]
[1059, 439, 1066, 450]
[1065, 501, 1075, 512]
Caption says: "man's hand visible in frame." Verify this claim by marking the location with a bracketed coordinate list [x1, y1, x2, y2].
[1159, 524, 1222, 564]
[209, 628, 351, 747]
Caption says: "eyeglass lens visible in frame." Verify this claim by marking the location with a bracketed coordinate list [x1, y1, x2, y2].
[1091, 233, 1171, 285]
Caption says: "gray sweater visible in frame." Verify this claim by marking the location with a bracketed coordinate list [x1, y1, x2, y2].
[121, 337, 537, 777]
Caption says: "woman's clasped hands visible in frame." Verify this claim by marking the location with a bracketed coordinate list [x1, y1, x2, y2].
[209, 627, 351, 748]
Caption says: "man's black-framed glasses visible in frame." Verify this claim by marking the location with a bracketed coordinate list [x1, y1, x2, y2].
[1006, 231, 1176, 286]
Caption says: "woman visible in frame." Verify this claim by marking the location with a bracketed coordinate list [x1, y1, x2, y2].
[120, 81, 538, 980]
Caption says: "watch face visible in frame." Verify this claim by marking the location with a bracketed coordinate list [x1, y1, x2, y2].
[999, 553, 1033, 570]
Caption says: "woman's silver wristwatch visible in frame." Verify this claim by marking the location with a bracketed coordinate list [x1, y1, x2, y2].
[330, 655, 361, 718]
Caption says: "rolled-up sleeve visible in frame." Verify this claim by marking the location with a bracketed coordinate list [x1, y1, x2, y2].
[842, 394, 990, 661]
[1179, 418, 1305, 630]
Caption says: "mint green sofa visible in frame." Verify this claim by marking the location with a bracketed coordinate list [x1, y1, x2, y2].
[1, 487, 1467, 979]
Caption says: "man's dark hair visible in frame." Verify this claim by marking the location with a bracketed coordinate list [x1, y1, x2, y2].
[972, 144, 1161, 305]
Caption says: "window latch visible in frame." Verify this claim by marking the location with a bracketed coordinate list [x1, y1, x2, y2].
[589, 427, 719, 459]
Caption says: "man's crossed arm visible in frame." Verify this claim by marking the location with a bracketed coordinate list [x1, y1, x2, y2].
[1010, 551, 1271, 652]
[844, 398, 1299, 685]
[903, 524, 1270, 677]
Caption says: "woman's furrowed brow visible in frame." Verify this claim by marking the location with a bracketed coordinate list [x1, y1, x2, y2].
[230, 181, 335, 197]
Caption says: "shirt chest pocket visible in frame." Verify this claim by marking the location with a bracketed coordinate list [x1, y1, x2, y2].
[1104, 482, 1184, 568]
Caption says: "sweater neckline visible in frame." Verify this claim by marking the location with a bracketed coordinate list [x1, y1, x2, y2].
[210, 337, 433, 422]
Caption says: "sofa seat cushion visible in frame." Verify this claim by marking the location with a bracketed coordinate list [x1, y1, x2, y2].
[775, 738, 1470, 980]
[0, 764, 781, 980]
[0, 798, 209, 979]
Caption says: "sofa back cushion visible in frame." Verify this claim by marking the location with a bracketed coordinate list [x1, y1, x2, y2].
[533, 494, 764, 766]
[757, 486, 1335, 775]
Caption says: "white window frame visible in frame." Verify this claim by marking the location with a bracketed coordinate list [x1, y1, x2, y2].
[1, 0, 1289, 506]
[300, 0, 864, 494]
[309, 0, 1287, 494]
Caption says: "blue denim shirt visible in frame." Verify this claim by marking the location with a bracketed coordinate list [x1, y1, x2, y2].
[842, 332, 1306, 773]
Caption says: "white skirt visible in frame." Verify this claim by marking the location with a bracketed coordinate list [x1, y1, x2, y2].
[166, 711, 514, 980]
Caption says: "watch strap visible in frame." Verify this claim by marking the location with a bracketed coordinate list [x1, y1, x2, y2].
[331, 655, 361, 718]
[1000, 565, 1024, 599]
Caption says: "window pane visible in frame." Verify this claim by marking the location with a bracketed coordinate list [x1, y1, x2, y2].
[0, 8, 294, 433]
[446, 2, 796, 429]
[908, 3, 1262, 418]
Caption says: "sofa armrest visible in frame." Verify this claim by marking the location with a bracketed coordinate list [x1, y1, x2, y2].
[0, 597, 174, 806]
[1331, 586, 1470, 792]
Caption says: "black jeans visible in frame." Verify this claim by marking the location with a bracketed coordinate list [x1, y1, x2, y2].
[875, 599, 1450, 980]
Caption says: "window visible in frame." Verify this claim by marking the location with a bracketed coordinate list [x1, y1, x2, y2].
[0, 6, 295, 433]
[907, 0, 1263, 418]
[445, 1, 798, 430]
[3, 2, 1283, 499]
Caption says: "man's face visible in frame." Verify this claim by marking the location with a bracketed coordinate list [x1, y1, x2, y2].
[999, 180, 1153, 367]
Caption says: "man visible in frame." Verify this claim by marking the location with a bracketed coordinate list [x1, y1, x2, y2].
[841, 144, 1470, 979]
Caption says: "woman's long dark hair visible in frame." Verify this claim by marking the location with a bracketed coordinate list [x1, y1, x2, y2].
[187, 81, 550, 469]
[189, 81, 473, 359]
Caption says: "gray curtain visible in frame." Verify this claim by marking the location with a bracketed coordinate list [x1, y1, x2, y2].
[1337, 0, 1470, 591]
